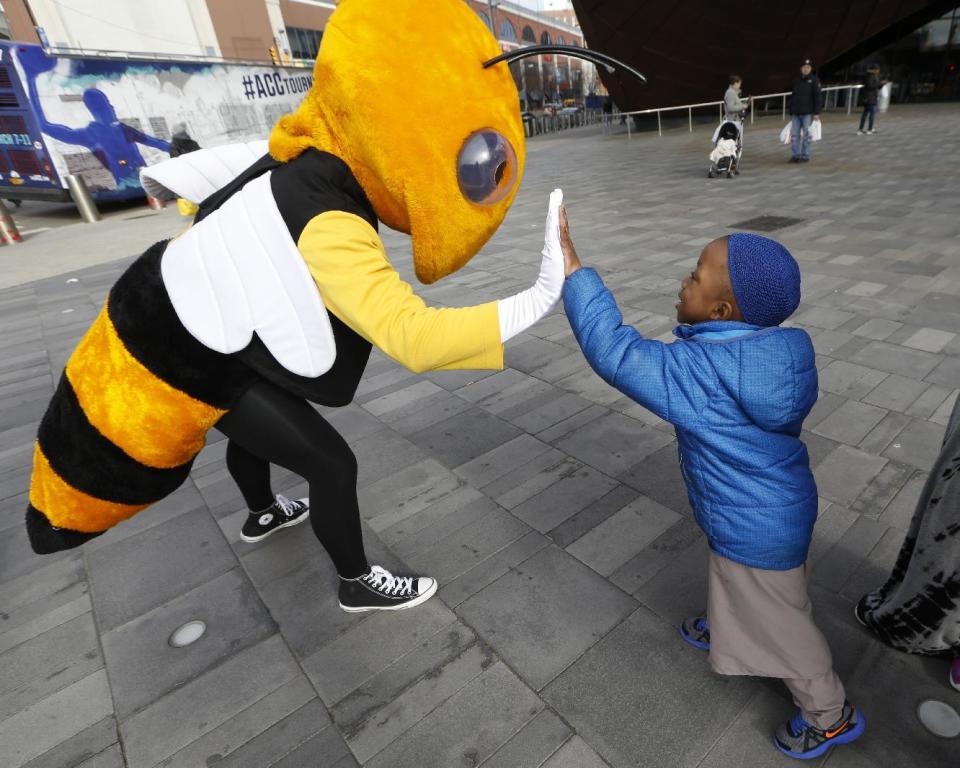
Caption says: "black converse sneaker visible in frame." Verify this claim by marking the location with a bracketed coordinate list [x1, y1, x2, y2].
[240, 495, 310, 543]
[338, 565, 437, 612]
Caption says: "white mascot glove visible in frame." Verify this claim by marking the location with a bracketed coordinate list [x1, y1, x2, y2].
[497, 188, 564, 343]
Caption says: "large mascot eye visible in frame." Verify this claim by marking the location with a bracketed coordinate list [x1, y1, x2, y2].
[457, 130, 517, 205]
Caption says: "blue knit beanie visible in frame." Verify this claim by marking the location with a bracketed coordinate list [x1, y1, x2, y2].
[726, 233, 801, 327]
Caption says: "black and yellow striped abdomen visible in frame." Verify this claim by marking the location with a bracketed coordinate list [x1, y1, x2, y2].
[27, 242, 257, 553]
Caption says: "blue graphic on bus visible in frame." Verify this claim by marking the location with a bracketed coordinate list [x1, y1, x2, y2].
[0, 41, 311, 203]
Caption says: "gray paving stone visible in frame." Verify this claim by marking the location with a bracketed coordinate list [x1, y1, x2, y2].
[478, 708, 571, 768]
[86, 510, 236, 631]
[480, 448, 571, 506]
[120, 635, 303, 768]
[566, 494, 681, 576]
[813, 445, 888, 506]
[407, 407, 523, 469]
[861, 374, 931, 413]
[74, 744, 123, 768]
[384, 488, 495, 556]
[154, 676, 320, 768]
[696, 688, 810, 768]
[0, 670, 113, 768]
[406, 506, 531, 584]
[174, 698, 332, 768]
[841, 642, 953, 767]
[20, 717, 118, 768]
[512, 464, 620, 532]
[881, 417, 945, 470]
[386, 391, 475, 435]
[856, 411, 910, 455]
[255, 547, 366, 659]
[352, 428, 426, 488]
[101, 567, 275, 719]
[551, 410, 675, 477]
[362, 662, 541, 768]
[905, 382, 953, 419]
[270, 725, 358, 768]
[454, 434, 554, 489]
[543, 606, 755, 768]
[818, 361, 889, 400]
[458, 546, 637, 690]
[547, 483, 640, 548]
[810, 515, 890, 594]
[0, 612, 101, 722]
[0, 590, 90, 657]
[302, 598, 458, 706]
[877, 471, 926, 531]
[810, 399, 888, 445]
[540, 735, 609, 768]
[359, 458, 464, 532]
[849, 460, 915, 518]
[849, 340, 941, 378]
[0, 553, 86, 627]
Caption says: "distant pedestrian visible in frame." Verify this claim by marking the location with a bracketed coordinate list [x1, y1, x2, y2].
[168, 123, 201, 158]
[789, 59, 822, 163]
[167, 123, 201, 216]
[723, 75, 750, 122]
[856, 393, 960, 693]
[857, 65, 884, 135]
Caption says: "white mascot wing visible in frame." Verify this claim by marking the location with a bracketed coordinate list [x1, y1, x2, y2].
[140, 140, 269, 203]
[160, 170, 337, 379]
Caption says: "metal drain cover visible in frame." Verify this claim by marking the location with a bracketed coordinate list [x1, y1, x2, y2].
[729, 215, 805, 232]
[917, 699, 960, 738]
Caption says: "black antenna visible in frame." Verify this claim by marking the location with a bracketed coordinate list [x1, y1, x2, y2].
[483, 44, 646, 83]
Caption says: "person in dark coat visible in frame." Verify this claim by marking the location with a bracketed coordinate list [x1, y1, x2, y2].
[857, 65, 884, 135]
[857, 393, 960, 692]
[168, 123, 201, 158]
[789, 59, 822, 163]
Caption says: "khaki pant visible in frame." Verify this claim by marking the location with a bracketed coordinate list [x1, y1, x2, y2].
[707, 553, 846, 729]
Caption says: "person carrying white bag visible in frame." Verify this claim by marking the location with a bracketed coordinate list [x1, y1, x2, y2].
[787, 59, 822, 162]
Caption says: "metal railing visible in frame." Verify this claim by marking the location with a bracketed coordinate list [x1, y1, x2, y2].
[522, 108, 606, 137]
[608, 84, 864, 139]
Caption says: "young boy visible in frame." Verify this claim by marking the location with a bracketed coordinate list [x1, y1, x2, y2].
[558, 210, 865, 760]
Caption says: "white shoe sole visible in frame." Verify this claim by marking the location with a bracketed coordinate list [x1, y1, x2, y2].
[339, 578, 438, 613]
[240, 499, 310, 543]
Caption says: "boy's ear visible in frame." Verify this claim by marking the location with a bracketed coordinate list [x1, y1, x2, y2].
[710, 300, 736, 321]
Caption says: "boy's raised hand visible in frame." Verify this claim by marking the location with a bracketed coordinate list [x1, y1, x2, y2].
[559, 206, 582, 277]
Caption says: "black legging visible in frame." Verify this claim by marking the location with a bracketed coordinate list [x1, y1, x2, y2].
[215, 379, 369, 578]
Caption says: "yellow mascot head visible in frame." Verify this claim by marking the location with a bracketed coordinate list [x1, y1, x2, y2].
[269, 0, 523, 285]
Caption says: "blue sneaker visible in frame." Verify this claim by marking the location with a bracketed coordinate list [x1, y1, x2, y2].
[774, 703, 865, 760]
[679, 616, 710, 650]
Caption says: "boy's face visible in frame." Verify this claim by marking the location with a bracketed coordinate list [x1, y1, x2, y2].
[801, 64, 812, 76]
[733, 79, 742, 90]
[676, 238, 742, 324]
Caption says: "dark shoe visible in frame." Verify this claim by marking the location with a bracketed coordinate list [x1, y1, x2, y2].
[679, 616, 710, 650]
[800, 157, 810, 162]
[338, 565, 437, 612]
[789, 157, 800, 163]
[240, 494, 309, 543]
[774, 703, 865, 760]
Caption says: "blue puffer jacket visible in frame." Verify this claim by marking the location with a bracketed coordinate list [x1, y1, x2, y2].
[563, 268, 819, 570]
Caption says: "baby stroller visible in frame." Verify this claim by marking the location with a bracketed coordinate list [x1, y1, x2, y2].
[708, 117, 743, 178]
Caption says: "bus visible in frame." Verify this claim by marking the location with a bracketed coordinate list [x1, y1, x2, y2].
[0, 41, 313, 203]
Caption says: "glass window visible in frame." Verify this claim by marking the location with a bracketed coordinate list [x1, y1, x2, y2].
[540, 31, 551, 45]
[557, 35, 565, 45]
[499, 19, 517, 43]
[522, 25, 536, 43]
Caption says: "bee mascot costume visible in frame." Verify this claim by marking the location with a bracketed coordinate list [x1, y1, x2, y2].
[25, 0, 641, 612]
